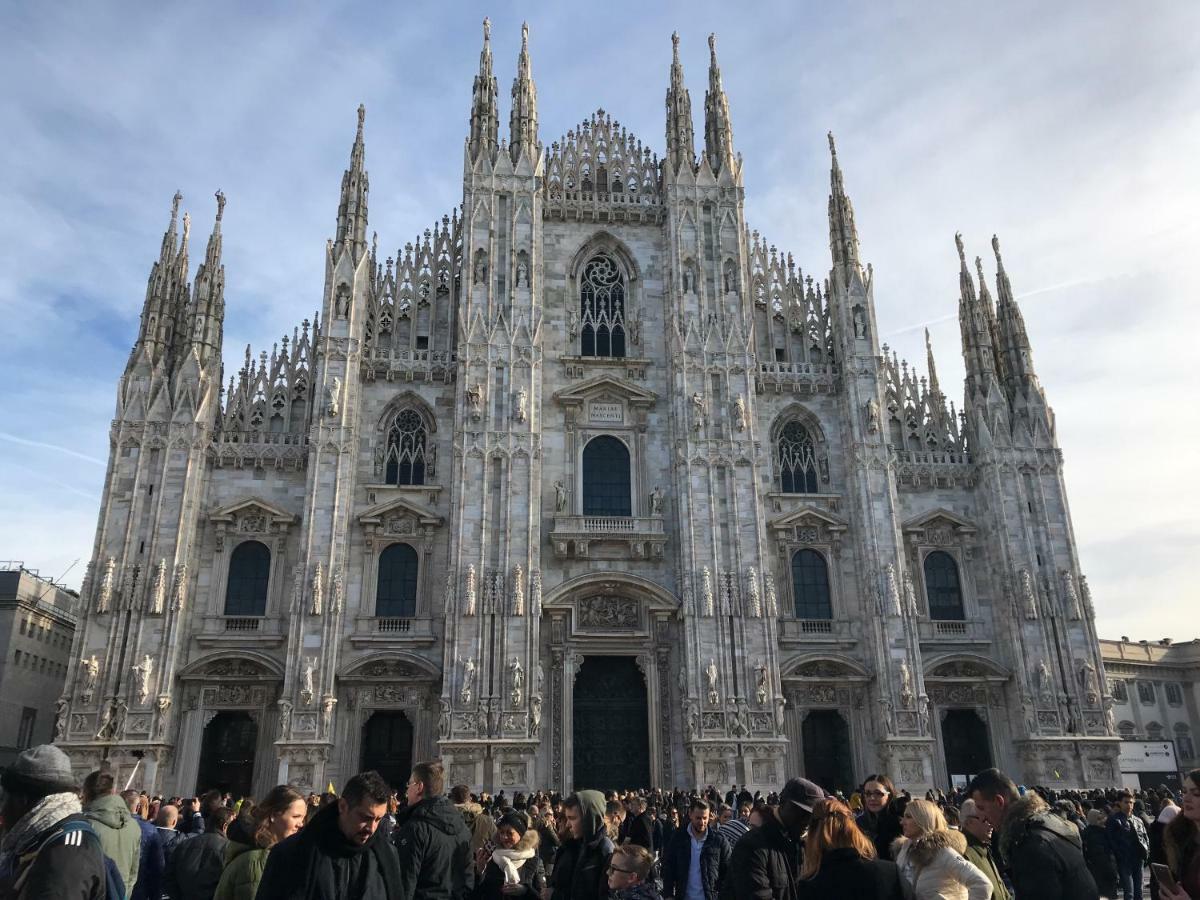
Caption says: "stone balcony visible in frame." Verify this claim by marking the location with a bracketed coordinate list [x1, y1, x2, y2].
[777, 617, 855, 647]
[349, 616, 437, 648]
[196, 615, 286, 648]
[549, 515, 667, 561]
[917, 618, 990, 645]
[755, 361, 839, 396]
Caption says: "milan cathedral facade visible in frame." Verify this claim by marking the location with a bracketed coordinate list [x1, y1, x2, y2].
[57, 23, 1119, 797]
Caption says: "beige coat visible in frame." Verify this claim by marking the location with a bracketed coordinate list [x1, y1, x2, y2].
[892, 829, 994, 900]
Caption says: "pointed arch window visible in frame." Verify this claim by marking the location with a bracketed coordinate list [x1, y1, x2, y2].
[224, 540, 270, 617]
[792, 549, 832, 620]
[924, 551, 964, 621]
[376, 543, 418, 618]
[582, 435, 631, 516]
[580, 254, 626, 358]
[384, 409, 428, 486]
[778, 421, 819, 493]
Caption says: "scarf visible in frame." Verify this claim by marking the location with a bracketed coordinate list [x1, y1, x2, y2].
[491, 846, 536, 884]
[0, 792, 82, 877]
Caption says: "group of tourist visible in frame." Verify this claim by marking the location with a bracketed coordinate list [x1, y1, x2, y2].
[1, 742, 1198, 900]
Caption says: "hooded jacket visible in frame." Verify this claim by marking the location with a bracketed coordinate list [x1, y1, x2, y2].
[718, 807, 798, 900]
[995, 794, 1098, 900]
[84, 793, 142, 895]
[961, 831, 1009, 900]
[255, 801, 404, 900]
[457, 802, 498, 856]
[392, 795, 473, 900]
[0, 811, 109, 900]
[550, 791, 615, 900]
[892, 829, 992, 900]
[473, 828, 545, 900]
[213, 838, 270, 900]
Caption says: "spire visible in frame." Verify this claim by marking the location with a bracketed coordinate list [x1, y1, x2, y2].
[925, 328, 941, 397]
[334, 104, 369, 258]
[955, 233, 999, 396]
[189, 190, 226, 362]
[664, 32, 695, 174]
[703, 33, 734, 173]
[469, 17, 499, 162]
[992, 234, 1038, 385]
[133, 192, 188, 364]
[509, 21, 539, 164]
[827, 133, 863, 281]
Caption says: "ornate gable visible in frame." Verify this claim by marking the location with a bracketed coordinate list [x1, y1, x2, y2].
[358, 495, 444, 546]
[902, 508, 977, 542]
[209, 497, 297, 543]
[768, 506, 848, 545]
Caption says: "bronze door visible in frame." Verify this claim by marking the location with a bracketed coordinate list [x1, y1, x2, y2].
[197, 711, 257, 798]
[360, 711, 414, 791]
[573, 656, 650, 791]
[801, 709, 854, 794]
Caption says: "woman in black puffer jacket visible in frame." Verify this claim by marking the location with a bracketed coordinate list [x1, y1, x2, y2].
[1081, 809, 1120, 900]
[474, 811, 545, 900]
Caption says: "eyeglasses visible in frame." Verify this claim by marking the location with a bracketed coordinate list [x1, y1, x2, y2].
[864, 791, 888, 799]
[606, 865, 635, 875]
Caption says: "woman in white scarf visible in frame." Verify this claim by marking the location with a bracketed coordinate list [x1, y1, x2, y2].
[473, 811, 545, 899]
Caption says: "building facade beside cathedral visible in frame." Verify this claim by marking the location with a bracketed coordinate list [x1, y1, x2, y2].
[56, 23, 1120, 797]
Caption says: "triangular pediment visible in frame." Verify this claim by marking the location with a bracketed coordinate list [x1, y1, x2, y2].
[358, 494, 443, 528]
[209, 496, 296, 525]
[901, 507, 976, 535]
[768, 505, 848, 532]
[553, 374, 657, 407]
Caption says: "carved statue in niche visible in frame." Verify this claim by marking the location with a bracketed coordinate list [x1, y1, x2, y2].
[691, 392, 706, 431]
[171, 563, 187, 612]
[568, 310, 579, 339]
[529, 694, 542, 738]
[310, 562, 324, 616]
[730, 702, 749, 737]
[54, 697, 68, 741]
[682, 264, 694, 294]
[774, 697, 787, 733]
[677, 666, 688, 697]
[437, 699, 451, 740]
[684, 699, 700, 739]
[463, 565, 477, 616]
[514, 388, 528, 424]
[96, 558, 115, 614]
[899, 661, 915, 708]
[511, 566, 525, 616]
[466, 383, 483, 419]
[320, 696, 337, 736]
[745, 569, 762, 618]
[866, 397, 881, 434]
[301, 658, 316, 706]
[1077, 660, 1098, 701]
[852, 305, 868, 339]
[903, 572, 919, 616]
[80, 655, 100, 703]
[1034, 659, 1051, 703]
[330, 571, 343, 615]
[1062, 571, 1082, 619]
[731, 395, 747, 432]
[701, 568, 714, 617]
[515, 254, 528, 289]
[530, 570, 542, 616]
[648, 486, 664, 515]
[705, 659, 719, 706]
[1020, 569, 1039, 619]
[884, 564, 902, 616]
[1080, 575, 1094, 617]
[755, 663, 769, 706]
[554, 480, 568, 513]
[473, 249, 488, 285]
[764, 574, 778, 618]
[277, 699, 292, 739]
[323, 377, 340, 418]
[130, 655, 154, 706]
[629, 315, 641, 346]
[149, 559, 166, 614]
[723, 259, 736, 294]
[509, 658, 524, 706]
[460, 657, 476, 705]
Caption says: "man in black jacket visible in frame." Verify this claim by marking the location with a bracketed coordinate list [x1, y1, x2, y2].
[256, 770, 402, 900]
[164, 806, 232, 900]
[969, 767, 1099, 900]
[720, 777, 823, 900]
[625, 797, 655, 850]
[549, 790, 614, 900]
[662, 799, 731, 900]
[391, 760, 472, 900]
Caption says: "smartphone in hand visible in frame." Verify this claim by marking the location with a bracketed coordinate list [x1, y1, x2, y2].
[1152, 863, 1178, 894]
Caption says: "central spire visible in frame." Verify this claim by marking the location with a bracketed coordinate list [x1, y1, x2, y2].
[703, 33, 734, 173]
[469, 17, 499, 162]
[334, 104, 369, 259]
[827, 133, 863, 282]
[665, 31, 695, 174]
[189, 190, 226, 362]
[509, 21, 539, 164]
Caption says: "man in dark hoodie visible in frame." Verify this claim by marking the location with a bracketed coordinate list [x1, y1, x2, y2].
[550, 790, 614, 900]
[392, 761, 473, 900]
[969, 768, 1098, 900]
[256, 770, 403, 900]
[720, 777, 822, 900]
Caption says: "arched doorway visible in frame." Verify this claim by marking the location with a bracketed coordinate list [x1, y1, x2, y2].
[197, 711, 257, 798]
[360, 711, 414, 790]
[573, 656, 649, 790]
[941, 709, 992, 785]
[801, 710, 853, 794]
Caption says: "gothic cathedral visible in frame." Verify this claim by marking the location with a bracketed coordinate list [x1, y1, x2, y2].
[57, 23, 1119, 797]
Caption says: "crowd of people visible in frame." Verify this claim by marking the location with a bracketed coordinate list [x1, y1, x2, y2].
[1, 741, 1198, 900]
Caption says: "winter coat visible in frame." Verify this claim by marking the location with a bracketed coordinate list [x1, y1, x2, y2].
[457, 802, 498, 856]
[859, 806, 906, 862]
[662, 825, 730, 900]
[164, 831, 228, 900]
[535, 822, 559, 867]
[0, 812, 109, 900]
[212, 840, 269, 900]
[1106, 812, 1149, 868]
[995, 794, 1098, 900]
[549, 791, 614, 900]
[961, 832, 1009, 900]
[473, 829, 545, 900]
[892, 829, 993, 900]
[129, 815, 164, 900]
[627, 813, 655, 851]
[795, 846, 909, 900]
[391, 795, 473, 900]
[615, 882, 663, 900]
[157, 828, 187, 866]
[254, 801, 403, 900]
[718, 807, 801, 900]
[1080, 824, 1119, 899]
[84, 793, 142, 896]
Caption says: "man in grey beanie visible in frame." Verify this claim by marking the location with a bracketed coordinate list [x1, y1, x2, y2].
[0, 743, 108, 899]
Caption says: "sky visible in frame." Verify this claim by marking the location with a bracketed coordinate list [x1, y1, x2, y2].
[1, 1, 1197, 642]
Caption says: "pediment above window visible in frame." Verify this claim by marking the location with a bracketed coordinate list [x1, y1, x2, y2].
[902, 508, 977, 541]
[554, 375, 657, 408]
[768, 506, 848, 542]
[209, 497, 297, 535]
[358, 496, 444, 538]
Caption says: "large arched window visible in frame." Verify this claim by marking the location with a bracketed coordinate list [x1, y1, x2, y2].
[792, 549, 832, 620]
[224, 541, 270, 616]
[778, 421, 819, 493]
[582, 436, 631, 516]
[924, 551, 964, 621]
[376, 543, 418, 617]
[580, 254, 626, 358]
[384, 409, 428, 486]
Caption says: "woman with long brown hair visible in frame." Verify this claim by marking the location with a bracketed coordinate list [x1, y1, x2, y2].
[1161, 769, 1200, 900]
[213, 785, 306, 900]
[797, 798, 909, 900]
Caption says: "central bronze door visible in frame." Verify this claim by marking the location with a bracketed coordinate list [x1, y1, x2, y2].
[573, 655, 650, 791]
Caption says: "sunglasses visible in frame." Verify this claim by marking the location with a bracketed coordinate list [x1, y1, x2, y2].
[607, 865, 635, 875]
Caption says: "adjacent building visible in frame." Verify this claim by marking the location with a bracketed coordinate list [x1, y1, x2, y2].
[56, 23, 1120, 797]
[1102, 637, 1200, 772]
[0, 562, 80, 766]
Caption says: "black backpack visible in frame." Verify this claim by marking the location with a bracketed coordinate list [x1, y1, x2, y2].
[34, 818, 125, 900]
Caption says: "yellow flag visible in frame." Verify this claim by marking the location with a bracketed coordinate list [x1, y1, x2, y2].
[327, 781, 337, 795]
[1053, 770, 1061, 780]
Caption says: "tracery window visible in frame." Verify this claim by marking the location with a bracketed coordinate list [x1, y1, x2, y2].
[581, 435, 631, 516]
[384, 409, 428, 486]
[376, 543, 418, 618]
[792, 549, 832, 620]
[224, 540, 270, 617]
[778, 421, 818, 494]
[580, 254, 626, 358]
[924, 551, 965, 621]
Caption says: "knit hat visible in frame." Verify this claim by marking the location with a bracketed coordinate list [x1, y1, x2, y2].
[0, 744, 78, 796]
[498, 811, 529, 836]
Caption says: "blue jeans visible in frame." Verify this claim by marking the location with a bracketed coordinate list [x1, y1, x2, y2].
[1118, 862, 1143, 900]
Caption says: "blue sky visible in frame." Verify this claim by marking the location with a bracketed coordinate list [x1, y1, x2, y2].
[1, 1, 1197, 641]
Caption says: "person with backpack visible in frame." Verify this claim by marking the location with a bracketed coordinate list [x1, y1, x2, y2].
[0, 744, 111, 900]
[1107, 792, 1149, 900]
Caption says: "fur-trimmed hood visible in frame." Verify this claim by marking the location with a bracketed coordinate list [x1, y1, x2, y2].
[892, 828, 967, 867]
[997, 793, 1082, 863]
[512, 827, 541, 854]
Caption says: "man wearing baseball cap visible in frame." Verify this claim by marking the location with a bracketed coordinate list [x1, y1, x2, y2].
[0, 743, 108, 899]
[719, 778, 826, 900]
